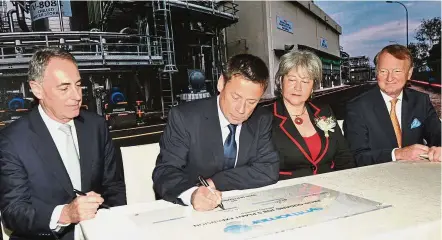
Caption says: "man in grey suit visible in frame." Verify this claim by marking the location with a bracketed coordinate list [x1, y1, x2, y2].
[153, 54, 279, 211]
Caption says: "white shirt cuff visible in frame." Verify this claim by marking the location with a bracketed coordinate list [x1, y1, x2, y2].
[391, 148, 399, 162]
[50, 205, 70, 232]
[178, 187, 198, 206]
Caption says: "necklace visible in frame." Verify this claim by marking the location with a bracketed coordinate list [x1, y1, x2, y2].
[290, 107, 306, 125]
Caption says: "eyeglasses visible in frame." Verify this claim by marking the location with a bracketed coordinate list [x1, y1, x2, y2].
[377, 68, 405, 77]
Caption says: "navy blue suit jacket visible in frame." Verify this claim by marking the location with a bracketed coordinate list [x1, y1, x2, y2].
[344, 86, 441, 166]
[152, 97, 279, 205]
[0, 108, 126, 240]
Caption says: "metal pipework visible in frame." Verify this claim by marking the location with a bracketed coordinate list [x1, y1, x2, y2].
[7, 9, 16, 32]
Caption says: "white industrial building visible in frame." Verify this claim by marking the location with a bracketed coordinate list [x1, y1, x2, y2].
[225, 1, 342, 98]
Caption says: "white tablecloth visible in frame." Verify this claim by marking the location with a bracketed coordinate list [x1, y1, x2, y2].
[81, 161, 441, 240]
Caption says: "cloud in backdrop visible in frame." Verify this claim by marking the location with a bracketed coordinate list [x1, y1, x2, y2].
[315, 0, 441, 65]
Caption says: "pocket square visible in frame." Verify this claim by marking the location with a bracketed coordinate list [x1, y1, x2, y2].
[410, 118, 421, 129]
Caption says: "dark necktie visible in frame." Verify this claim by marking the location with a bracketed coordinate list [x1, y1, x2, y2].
[223, 124, 237, 170]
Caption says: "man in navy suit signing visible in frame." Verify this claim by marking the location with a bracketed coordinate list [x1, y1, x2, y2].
[153, 54, 279, 211]
[0, 48, 126, 240]
[344, 44, 441, 166]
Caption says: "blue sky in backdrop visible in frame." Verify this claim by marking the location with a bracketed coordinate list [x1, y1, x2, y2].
[315, 0, 441, 64]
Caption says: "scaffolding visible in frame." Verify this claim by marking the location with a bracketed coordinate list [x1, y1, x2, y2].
[0, 31, 163, 75]
[152, 0, 178, 118]
[0, 0, 238, 120]
[349, 56, 371, 83]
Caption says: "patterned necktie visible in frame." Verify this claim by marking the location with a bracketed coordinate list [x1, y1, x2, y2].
[59, 124, 82, 191]
[223, 124, 237, 170]
[390, 98, 402, 148]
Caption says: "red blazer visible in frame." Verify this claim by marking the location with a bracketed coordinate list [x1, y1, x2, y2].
[269, 99, 355, 180]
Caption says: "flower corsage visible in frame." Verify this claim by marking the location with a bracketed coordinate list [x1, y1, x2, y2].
[315, 116, 336, 137]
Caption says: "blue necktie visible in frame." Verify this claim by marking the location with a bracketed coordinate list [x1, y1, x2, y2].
[223, 124, 237, 170]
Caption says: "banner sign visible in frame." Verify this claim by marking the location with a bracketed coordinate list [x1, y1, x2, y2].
[30, 0, 72, 22]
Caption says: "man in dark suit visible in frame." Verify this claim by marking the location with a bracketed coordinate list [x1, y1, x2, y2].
[344, 44, 441, 166]
[0, 48, 126, 240]
[153, 54, 279, 211]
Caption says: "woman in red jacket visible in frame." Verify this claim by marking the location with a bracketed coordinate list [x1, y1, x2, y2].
[270, 50, 355, 180]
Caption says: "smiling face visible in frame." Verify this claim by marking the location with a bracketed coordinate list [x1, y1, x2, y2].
[281, 66, 314, 106]
[217, 74, 265, 125]
[30, 57, 82, 123]
[377, 52, 413, 98]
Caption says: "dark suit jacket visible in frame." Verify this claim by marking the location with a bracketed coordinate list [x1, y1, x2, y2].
[270, 100, 355, 180]
[0, 108, 126, 240]
[344, 86, 441, 166]
[152, 97, 279, 204]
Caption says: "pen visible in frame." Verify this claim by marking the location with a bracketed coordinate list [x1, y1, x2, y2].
[73, 189, 110, 209]
[198, 176, 225, 210]
[419, 154, 429, 160]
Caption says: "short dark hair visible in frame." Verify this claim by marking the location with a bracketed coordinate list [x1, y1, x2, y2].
[222, 54, 269, 89]
[374, 44, 413, 69]
[28, 47, 77, 83]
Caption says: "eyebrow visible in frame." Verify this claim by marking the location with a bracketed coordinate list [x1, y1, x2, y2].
[287, 74, 308, 79]
[236, 93, 259, 101]
[56, 79, 82, 87]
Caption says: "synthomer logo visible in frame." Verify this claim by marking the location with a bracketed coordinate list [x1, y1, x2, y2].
[223, 207, 323, 234]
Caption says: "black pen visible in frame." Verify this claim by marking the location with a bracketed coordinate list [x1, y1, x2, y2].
[198, 176, 225, 210]
[73, 189, 110, 209]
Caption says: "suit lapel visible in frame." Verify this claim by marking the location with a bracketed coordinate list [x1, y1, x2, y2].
[74, 115, 92, 191]
[273, 100, 314, 164]
[28, 109, 74, 197]
[204, 97, 225, 170]
[306, 102, 329, 163]
[372, 90, 398, 148]
[401, 89, 414, 147]
[238, 122, 253, 166]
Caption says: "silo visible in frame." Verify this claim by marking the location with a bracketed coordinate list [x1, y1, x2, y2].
[30, 0, 89, 31]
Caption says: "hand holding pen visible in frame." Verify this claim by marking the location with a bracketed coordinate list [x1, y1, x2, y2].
[190, 176, 224, 211]
[58, 190, 107, 224]
[74, 189, 110, 209]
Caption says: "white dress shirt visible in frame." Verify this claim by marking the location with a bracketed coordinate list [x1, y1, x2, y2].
[380, 90, 403, 161]
[38, 106, 82, 239]
[178, 96, 242, 206]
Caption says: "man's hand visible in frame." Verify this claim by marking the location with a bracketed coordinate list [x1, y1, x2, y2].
[428, 146, 441, 162]
[58, 191, 104, 224]
[395, 144, 429, 161]
[190, 178, 221, 211]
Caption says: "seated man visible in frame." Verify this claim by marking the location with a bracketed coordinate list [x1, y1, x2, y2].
[0, 48, 126, 240]
[344, 44, 441, 166]
[153, 54, 279, 211]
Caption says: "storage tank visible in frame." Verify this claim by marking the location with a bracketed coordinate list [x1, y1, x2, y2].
[30, 0, 89, 31]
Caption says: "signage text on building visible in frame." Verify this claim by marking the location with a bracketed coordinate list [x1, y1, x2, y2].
[320, 38, 328, 49]
[30, 0, 72, 22]
[276, 16, 293, 34]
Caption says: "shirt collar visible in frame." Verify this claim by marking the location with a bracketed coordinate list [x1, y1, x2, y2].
[380, 90, 403, 104]
[38, 105, 74, 131]
[217, 96, 230, 128]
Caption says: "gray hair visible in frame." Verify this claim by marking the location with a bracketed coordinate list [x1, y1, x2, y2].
[28, 47, 77, 83]
[274, 50, 322, 96]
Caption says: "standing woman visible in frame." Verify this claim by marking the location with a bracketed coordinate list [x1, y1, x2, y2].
[270, 50, 355, 180]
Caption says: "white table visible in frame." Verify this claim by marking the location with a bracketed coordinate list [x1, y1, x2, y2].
[81, 161, 441, 240]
